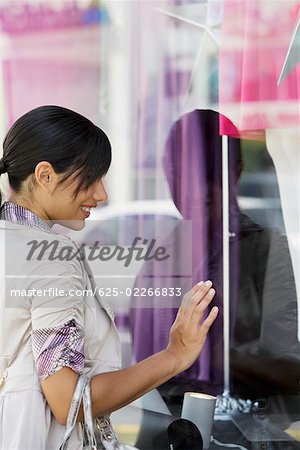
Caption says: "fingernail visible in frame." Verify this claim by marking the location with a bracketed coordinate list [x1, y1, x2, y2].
[204, 280, 212, 287]
[197, 281, 204, 286]
[209, 288, 215, 296]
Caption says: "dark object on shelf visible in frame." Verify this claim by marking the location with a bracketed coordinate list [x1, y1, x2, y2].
[167, 419, 203, 450]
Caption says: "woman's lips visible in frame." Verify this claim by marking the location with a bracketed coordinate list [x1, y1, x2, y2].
[80, 207, 91, 219]
[81, 209, 90, 219]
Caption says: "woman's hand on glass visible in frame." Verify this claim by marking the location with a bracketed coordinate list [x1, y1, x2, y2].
[166, 280, 218, 373]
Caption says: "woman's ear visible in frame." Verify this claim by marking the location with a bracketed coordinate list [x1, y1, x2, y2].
[34, 161, 58, 193]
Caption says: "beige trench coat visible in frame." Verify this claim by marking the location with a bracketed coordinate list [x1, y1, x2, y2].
[0, 220, 121, 450]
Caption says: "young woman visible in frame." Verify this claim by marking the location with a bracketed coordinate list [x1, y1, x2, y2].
[0, 105, 218, 450]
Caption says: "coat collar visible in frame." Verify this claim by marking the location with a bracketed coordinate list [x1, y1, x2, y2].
[0, 201, 52, 233]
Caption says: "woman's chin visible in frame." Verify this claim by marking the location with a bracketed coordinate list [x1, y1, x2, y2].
[56, 219, 86, 231]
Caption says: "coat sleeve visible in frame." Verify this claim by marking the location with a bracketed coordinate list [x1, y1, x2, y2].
[26, 238, 86, 381]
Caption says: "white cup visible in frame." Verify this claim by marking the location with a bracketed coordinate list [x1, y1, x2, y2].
[181, 392, 216, 449]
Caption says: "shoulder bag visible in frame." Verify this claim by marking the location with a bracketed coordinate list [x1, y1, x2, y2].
[59, 374, 126, 450]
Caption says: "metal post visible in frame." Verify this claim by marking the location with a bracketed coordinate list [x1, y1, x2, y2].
[215, 136, 252, 416]
[222, 135, 230, 395]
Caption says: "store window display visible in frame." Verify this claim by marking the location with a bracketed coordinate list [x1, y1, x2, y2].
[219, 0, 300, 339]
[130, 110, 300, 422]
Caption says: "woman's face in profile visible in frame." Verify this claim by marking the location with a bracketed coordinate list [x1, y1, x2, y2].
[48, 175, 108, 231]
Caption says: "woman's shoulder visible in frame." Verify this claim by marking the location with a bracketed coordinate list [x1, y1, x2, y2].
[0, 220, 85, 278]
[0, 219, 79, 246]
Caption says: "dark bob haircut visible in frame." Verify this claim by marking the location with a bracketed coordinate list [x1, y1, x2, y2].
[1, 105, 111, 200]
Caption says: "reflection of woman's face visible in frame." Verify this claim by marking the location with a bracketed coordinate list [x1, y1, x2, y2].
[49, 176, 108, 231]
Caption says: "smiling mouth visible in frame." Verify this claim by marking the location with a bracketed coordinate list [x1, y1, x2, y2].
[80, 206, 93, 219]
[80, 206, 92, 213]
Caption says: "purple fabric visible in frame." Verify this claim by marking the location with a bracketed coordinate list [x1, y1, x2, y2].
[130, 109, 241, 391]
[32, 319, 84, 381]
[0, 201, 51, 232]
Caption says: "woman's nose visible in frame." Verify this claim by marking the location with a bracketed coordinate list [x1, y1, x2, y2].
[93, 179, 108, 203]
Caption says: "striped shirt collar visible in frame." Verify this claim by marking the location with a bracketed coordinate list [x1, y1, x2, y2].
[0, 201, 52, 233]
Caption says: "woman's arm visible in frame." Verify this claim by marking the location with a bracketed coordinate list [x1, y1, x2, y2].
[41, 281, 218, 425]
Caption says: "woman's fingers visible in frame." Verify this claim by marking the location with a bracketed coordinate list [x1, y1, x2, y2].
[190, 287, 216, 326]
[181, 281, 202, 309]
[182, 280, 214, 321]
[198, 306, 219, 337]
[181, 280, 211, 309]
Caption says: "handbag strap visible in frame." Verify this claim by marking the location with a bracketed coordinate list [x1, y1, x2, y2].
[59, 374, 89, 450]
[83, 379, 98, 448]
